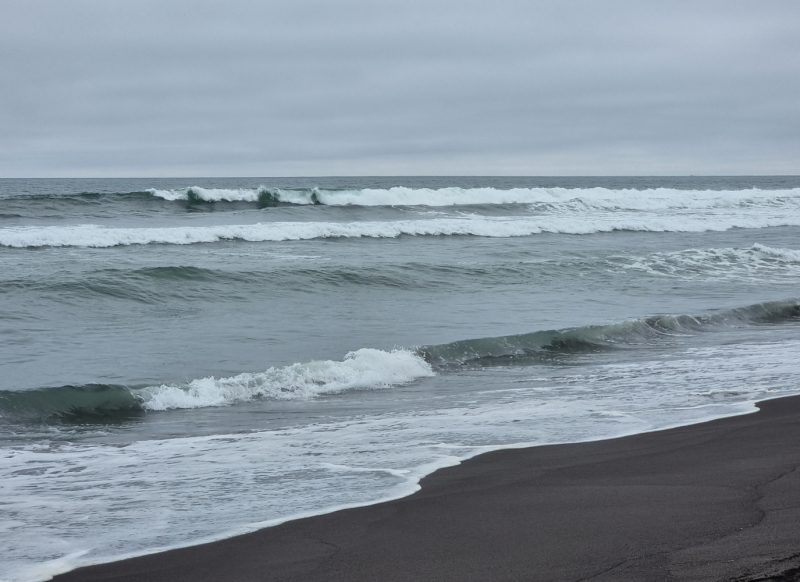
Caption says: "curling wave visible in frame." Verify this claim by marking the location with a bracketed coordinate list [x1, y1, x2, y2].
[0, 349, 434, 419]
[417, 299, 800, 366]
[148, 186, 290, 205]
[141, 348, 434, 410]
[3, 300, 799, 419]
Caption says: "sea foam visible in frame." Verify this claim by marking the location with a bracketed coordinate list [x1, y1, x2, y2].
[624, 244, 800, 281]
[141, 348, 434, 410]
[3, 213, 800, 248]
[5, 337, 800, 582]
[146, 186, 800, 209]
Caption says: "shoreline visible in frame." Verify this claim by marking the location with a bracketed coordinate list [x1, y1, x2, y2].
[50, 393, 800, 582]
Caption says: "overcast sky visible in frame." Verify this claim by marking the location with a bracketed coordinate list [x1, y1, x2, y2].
[1, 0, 799, 177]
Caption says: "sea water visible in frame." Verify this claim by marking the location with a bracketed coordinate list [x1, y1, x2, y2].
[2, 176, 800, 581]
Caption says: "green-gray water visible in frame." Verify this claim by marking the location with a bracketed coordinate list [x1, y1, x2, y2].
[2, 176, 800, 581]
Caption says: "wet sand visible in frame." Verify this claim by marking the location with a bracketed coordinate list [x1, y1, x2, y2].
[53, 395, 800, 582]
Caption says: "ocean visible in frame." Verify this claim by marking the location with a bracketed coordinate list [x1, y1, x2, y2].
[2, 176, 800, 581]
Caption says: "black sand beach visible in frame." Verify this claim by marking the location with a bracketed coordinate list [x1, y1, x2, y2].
[54, 395, 800, 582]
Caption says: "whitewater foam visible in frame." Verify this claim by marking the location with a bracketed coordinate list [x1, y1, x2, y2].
[623, 244, 800, 281]
[147, 187, 272, 203]
[146, 186, 800, 209]
[140, 348, 434, 410]
[5, 337, 800, 582]
[4, 211, 800, 248]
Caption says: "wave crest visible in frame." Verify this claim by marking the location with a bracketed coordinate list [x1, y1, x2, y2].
[0, 349, 434, 419]
[5, 299, 800, 419]
[3, 300, 798, 419]
[418, 299, 800, 366]
[142, 348, 434, 410]
[4, 213, 800, 248]
[145, 186, 800, 209]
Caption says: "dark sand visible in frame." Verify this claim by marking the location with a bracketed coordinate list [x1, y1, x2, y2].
[54, 396, 800, 582]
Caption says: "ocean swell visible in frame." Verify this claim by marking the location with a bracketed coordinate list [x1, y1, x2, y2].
[418, 299, 800, 366]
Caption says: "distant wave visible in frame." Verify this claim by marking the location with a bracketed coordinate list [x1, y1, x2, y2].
[145, 186, 800, 209]
[5, 187, 800, 214]
[0, 191, 155, 203]
[4, 212, 800, 248]
[3, 300, 798, 418]
[148, 186, 286, 204]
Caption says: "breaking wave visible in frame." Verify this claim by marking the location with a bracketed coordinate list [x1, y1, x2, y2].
[141, 348, 434, 410]
[3, 300, 798, 419]
[145, 186, 800, 210]
[148, 187, 289, 204]
[4, 212, 800, 248]
[0, 349, 434, 419]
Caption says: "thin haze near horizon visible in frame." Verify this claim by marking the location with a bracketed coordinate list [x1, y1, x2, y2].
[1, 0, 798, 178]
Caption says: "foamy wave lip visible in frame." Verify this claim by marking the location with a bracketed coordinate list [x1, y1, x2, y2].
[140, 348, 434, 410]
[330, 186, 800, 210]
[624, 243, 800, 280]
[147, 187, 266, 202]
[145, 186, 800, 208]
[3, 214, 800, 248]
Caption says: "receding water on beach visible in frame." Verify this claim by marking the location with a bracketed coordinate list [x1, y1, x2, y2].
[2, 176, 800, 581]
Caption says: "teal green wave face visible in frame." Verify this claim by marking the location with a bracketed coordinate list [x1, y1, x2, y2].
[417, 299, 800, 367]
[0, 384, 144, 422]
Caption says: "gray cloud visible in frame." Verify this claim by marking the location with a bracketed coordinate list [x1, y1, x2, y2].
[1, 0, 798, 176]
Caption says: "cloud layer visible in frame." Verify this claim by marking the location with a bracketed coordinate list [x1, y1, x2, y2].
[1, 0, 798, 176]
